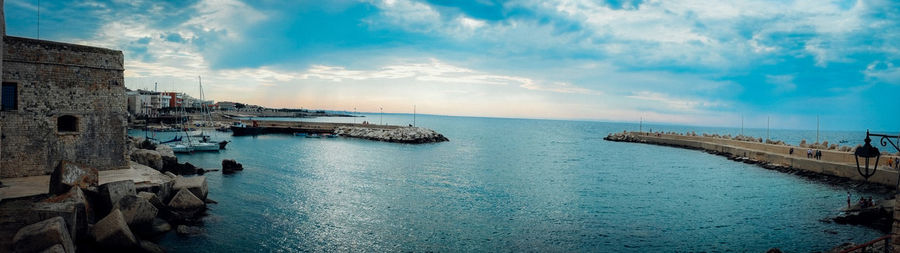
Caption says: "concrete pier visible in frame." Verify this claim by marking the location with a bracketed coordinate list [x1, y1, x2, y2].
[606, 131, 900, 187]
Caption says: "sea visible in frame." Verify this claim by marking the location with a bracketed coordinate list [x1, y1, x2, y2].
[129, 113, 899, 252]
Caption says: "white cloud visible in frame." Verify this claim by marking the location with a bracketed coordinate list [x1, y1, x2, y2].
[626, 91, 726, 112]
[864, 61, 900, 85]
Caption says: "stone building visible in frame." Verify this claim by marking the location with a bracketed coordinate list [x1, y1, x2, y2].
[0, 25, 128, 177]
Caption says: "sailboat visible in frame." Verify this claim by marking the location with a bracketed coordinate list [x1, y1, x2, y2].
[193, 76, 228, 150]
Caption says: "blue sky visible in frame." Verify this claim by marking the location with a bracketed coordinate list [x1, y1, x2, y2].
[5, 0, 900, 131]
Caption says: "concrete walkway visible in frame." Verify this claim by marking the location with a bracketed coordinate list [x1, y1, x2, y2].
[1, 162, 170, 201]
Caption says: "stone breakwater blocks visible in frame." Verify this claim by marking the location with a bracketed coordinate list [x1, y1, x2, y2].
[99, 180, 136, 215]
[137, 191, 166, 211]
[42, 187, 90, 241]
[168, 188, 205, 211]
[12, 217, 75, 253]
[39, 244, 66, 253]
[130, 149, 163, 171]
[173, 176, 208, 200]
[90, 209, 137, 248]
[49, 161, 99, 195]
[113, 195, 158, 227]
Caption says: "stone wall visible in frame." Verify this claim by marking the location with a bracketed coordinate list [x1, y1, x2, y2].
[0, 36, 127, 177]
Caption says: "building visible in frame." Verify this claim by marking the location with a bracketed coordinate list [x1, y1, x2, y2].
[0, 24, 128, 177]
[216, 101, 237, 111]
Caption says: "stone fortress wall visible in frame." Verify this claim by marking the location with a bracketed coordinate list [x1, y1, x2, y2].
[0, 35, 128, 178]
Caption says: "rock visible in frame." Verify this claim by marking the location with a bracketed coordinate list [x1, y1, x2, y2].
[173, 176, 208, 200]
[334, 126, 449, 144]
[39, 244, 67, 253]
[149, 218, 171, 234]
[136, 191, 165, 211]
[113, 195, 158, 227]
[168, 188, 205, 210]
[766, 248, 782, 253]
[205, 198, 218, 204]
[12, 217, 75, 253]
[222, 159, 244, 174]
[131, 149, 163, 171]
[49, 160, 99, 195]
[175, 225, 204, 236]
[156, 145, 178, 171]
[42, 187, 90, 242]
[99, 180, 136, 216]
[90, 209, 137, 248]
[138, 240, 165, 253]
[135, 179, 174, 205]
[164, 172, 177, 179]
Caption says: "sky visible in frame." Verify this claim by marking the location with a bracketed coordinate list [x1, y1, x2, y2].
[4, 0, 900, 131]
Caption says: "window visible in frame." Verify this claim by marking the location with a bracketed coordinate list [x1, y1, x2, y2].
[2, 83, 16, 111]
[58, 115, 78, 132]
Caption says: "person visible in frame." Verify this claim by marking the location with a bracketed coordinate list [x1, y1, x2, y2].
[889, 157, 894, 168]
[847, 192, 851, 209]
[790, 147, 794, 155]
[807, 149, 812, 158]
[868, 197, 875, 207]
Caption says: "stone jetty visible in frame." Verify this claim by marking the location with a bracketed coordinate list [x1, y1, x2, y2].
[605, 131, 900, 187]
[335, 126, 449, 144]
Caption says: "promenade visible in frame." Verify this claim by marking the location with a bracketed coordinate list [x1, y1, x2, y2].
[606, 131, 900, 188]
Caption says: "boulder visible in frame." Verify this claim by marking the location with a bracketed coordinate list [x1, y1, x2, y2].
[175, 225, 204, 236]
[138, 240, 165, 253]
[135, 180, 174, 204]
[173, 176, 208, 200]
[49, 161, 99, 195]
[130, 149, 163, 171]
[12, 217, 75, 253]
[156, 145, 178, 170]
[168, 188, 205, 210]
[222, 159, 244, 174]
[113, 195, 158, 227]
[90, 209, 137, 248]
[149, 218, 172, 234]
[99, 180, 136, 215]
[39, 244, 67, 253]
[42, 187, 91, 241]
[164, 172, 177, 179]
[136, 191, 165, 211]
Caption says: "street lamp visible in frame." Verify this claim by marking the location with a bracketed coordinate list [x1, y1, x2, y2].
[854, 131, 881, 181]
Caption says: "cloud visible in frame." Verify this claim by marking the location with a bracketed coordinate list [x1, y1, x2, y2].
[765, 74, 797, 93]
[626, 91, 726, 113]
[864, 61, 900, 85]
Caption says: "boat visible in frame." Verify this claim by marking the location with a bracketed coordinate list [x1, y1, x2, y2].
[294, 133, 308, 137]
[170, 143, 194, 153]
[159, 136, 182, 144]
[231, 121, 263, 136]
[326, 133, 338, 138]
[305, 133, 321, 138]
[190, 141, 219, 152]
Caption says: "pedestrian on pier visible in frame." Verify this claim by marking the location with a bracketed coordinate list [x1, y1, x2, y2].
[807, 149, 812, 158]
[789, 148, 794, 155]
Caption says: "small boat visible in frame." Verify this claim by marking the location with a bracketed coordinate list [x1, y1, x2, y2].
[218, 140, 230, 149]
[191, 142, 220, 152]
[216, 127, 231, 132]
[170, 143, 194, 153]
[294, 133, 308, 137]
[326, 134, 338, 138]
[305, 133, 321, 138]
[159, 136, 182, 144]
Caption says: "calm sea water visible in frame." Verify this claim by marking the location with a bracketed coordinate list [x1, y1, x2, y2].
[131, 114, 893, 252]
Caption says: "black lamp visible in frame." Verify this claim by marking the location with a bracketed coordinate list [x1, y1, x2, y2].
[854, 131, 881, 181]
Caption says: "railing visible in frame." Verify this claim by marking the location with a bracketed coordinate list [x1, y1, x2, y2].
[839, 235, 891, 253]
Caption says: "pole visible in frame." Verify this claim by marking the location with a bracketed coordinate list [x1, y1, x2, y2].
[640, 117, 643, 133]
[413, 105, 416, 127]
[767, 116, 770, 141]
[353, 107, 357, 124]
[380, 107, 383, 125]
[741, 113, 744, 136]
[816, 115, 820, 143]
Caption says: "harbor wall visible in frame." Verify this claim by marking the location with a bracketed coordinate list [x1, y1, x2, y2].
[614, 132, 899, 187]
[0, 36, 128, 177]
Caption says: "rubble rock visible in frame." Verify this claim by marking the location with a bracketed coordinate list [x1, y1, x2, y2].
[150, 218, 172, 234]
[12, 217, 75, 253]
[156, 145, 178, 171]
[42, 187, 91, 241]
[175, 225, 204, 236]
[136, 191, 165, 211]
[49, 161, 99, 195]
[113, 195, 158, 227]
[222, 159, 244, 174]
[39, 244, 67, 253]
[168, 189, 206, 219]
[130, 149, 163, 171]
[173, 176, 208, 200]
[138, 240, 165, 253]
[90, 209, 137, 248]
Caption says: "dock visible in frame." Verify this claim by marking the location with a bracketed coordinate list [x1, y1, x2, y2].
[605, 131, 900, 187]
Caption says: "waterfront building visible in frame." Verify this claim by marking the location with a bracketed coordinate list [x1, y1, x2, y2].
[0, 17, 128, 177]
[216, 101, 237, 110]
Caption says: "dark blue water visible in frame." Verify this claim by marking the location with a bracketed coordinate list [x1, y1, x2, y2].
[133, 114, 890, 252]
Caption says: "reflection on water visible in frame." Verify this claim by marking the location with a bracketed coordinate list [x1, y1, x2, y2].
[135, 115, 889, 252]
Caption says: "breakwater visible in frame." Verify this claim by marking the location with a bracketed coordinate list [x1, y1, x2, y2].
[605, 131, 900, 188]
[233, 120, 448, 144]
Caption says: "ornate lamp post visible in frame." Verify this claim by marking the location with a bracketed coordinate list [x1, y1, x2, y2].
[855, 131, 881, 181]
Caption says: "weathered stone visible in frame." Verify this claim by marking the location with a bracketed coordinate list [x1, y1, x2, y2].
[173, 176, 208, 200]
[150, 218, 172, 234]
[49, 161, 99, 195]
[113, 195, 158, 227]
[99, 180, 136, 215]
[90, 209, 137, 248]
[156, 144, 176, 162]
[42, 187, 90, 241]
[222, 159, 244, 174]
[168, 188, 205, 210]
[164, 171, 177, 179]
[130, 149, 163, 171]
[12, 217, 75, 253]
[138, 240, 165, 253]
[175, 225, 204, 236]
[1, 36, 128, 178]
[39, 244, 67, 253]
[137, 191, 165, 211]
[0, 191, 88, 249]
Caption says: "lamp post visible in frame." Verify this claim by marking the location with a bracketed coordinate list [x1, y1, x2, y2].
[858, 130, 900, 186]
[854, 131, 881, 181]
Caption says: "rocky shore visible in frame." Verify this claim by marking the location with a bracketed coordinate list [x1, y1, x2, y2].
[335, 126, 449, 144]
